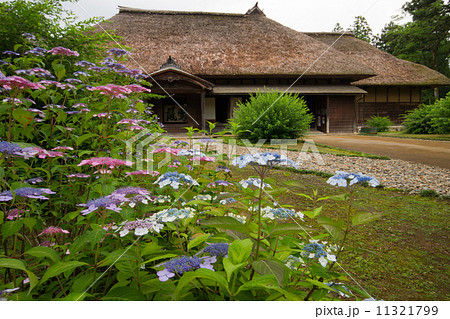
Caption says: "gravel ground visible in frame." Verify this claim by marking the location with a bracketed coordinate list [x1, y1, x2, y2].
[216, 143, 450, 196]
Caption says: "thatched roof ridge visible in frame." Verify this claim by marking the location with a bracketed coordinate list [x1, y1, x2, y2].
[104, 7, 376, 79]
[306, 32, 450, 86]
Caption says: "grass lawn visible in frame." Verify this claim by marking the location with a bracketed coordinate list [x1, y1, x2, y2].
[231, 166, 450, 301]
[363, 131, 450, 141]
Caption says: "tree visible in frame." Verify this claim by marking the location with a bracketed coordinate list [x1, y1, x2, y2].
[349, 16, 374, 43]
[0, 0, 118, 61]
[332, 23, 344, 32]
[377, 0, 450, 99]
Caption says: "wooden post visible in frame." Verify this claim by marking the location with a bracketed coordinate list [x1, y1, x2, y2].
[201, 91, 206, 131]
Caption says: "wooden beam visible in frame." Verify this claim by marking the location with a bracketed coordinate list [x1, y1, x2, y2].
[201, 91, 206, 131]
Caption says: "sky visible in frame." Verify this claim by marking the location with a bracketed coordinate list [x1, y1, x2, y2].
[63, 0, 411, 35]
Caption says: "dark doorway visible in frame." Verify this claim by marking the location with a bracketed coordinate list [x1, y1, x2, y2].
[303, 95, 327, 133]
[215, 97, 229, 123]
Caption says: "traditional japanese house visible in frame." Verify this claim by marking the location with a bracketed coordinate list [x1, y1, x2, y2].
[105, 4, 450, 133]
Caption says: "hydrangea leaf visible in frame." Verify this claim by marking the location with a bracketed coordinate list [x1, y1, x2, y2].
[228, 239, 253, 265]
[25, 246, 61, 263]
[40, 261, 87, 284]
[252, 259, 286, 287]
[201, 216, 249, 235]
[2, 220, 24, 242]
[187, 233, 210, 251]
[352, 211, 382, 226]
[173, 268, 229, 299]
[103, 286, 146, 301]
[223, 258, 247, 282]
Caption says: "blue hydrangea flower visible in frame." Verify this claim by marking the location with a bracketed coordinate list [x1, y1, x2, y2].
[202, 242, 229, 257]
[75, 60, 96, 68]
[154, 172, 199, 189]
[117, 217, 163, 237]
[284, 255, 304, 269]
[155, 208, 195, 223]
[177, 149, 205, 157]
[232, 152, 298, 169]
[226, 213, 247, 224]
[327, 171, 380, 188]
[157, 255, 216, 282]
[215, 165, 231, 173]
[73, 71, 89, 77]
[262, 207, 304, 220]
[239, 178, 272, 189]
[301, 240, 336, 267]
[22, 33, 36, 41]
[0, 141, 23, 156]
[2, 51, 20, 56]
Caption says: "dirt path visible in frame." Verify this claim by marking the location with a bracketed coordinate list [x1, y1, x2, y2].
[309, 134, 450, 169]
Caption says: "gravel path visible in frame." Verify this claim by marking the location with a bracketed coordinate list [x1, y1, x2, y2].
[219, 143, 450, 196]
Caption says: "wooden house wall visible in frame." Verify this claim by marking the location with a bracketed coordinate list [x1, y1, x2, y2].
[358, 86, 421, 125]
[327, 95, 356, 133]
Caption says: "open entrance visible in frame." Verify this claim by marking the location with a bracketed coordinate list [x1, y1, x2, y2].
[215, 97, 229, 123]
[303, 95, 327, 133]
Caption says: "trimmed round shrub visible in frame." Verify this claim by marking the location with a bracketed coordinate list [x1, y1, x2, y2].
[403, 93, 450, 134]
[365, 115, 393, 132]
[229, 91, 313, 142]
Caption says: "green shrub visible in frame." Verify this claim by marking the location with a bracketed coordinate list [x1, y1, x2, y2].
[419, 189, 439, 198]
[365, 115, 393, 132]
[403, 93, 450, 134]
[229, 91, 313, 142]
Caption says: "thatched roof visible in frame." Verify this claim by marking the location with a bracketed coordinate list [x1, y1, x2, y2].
[306, 32, 450, 86]
[104, 6, 376, 80]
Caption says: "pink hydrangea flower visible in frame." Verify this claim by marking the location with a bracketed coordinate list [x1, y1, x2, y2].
[38, 226, 70, 236]
[191, 156, 216, 162]
[93, 113, 110, 118]
[88, 84, 132, 98]
[130, 125, 145, 131]
[0, 76, 45, 90]
[125, 84, 151, 93]
[7, 208, 26, 220]
[125, 170, 160, 177]
[152, 147, 180, 156]
[22, 147, 64, 159]
[28, 108, 45, 118]
[77, 157, 133, 169]
[47, 46, 79, 57]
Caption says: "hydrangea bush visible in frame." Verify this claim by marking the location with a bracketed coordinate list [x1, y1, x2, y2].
[0, 37, 382, 301]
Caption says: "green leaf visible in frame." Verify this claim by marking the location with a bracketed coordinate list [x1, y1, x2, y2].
[321, 224, 343, 242]
[237, 274, 279, 292]
[201, 216, 249, 234]
[0, 257, 26, 270]
[69, 235, 88, 255]
[40, 261, 87, 284]
[13, 108, 35, 128]
[21, 218, 37, 231]
[25, 247, 60, 263]
[228, 239, 253, 265]
[103, 287, 146, 301]
[352, 211, 382, 226]
[223, 258, 247, 282]
[187, 233, 210, 251]
[306, 278, 336, 292]
[76, 133, 97, 146]
[269, 223, 312, 237]
[86, 228, 106, 248]
[252, 259, 286, 287]
[174, 268, 229, 299]
[2, 220, 23, 242]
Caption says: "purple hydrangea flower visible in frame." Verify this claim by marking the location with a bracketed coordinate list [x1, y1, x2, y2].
[202, 242, 229, 257]
[0, 141, 23, 155]
[22, 33, 36, 41]
[108, 48, 131, 57]
[157, 255, 216, 282]
[216, 165, 231, 173]
[0, 187, 55, 201]
[73, 71, 89, 77]
[78, 194, 127, 215]
[207, 180, 232, 188]
[117, 217, 163, 237]
[75, 60, 96, 68]
[2, 51, 20, 56]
